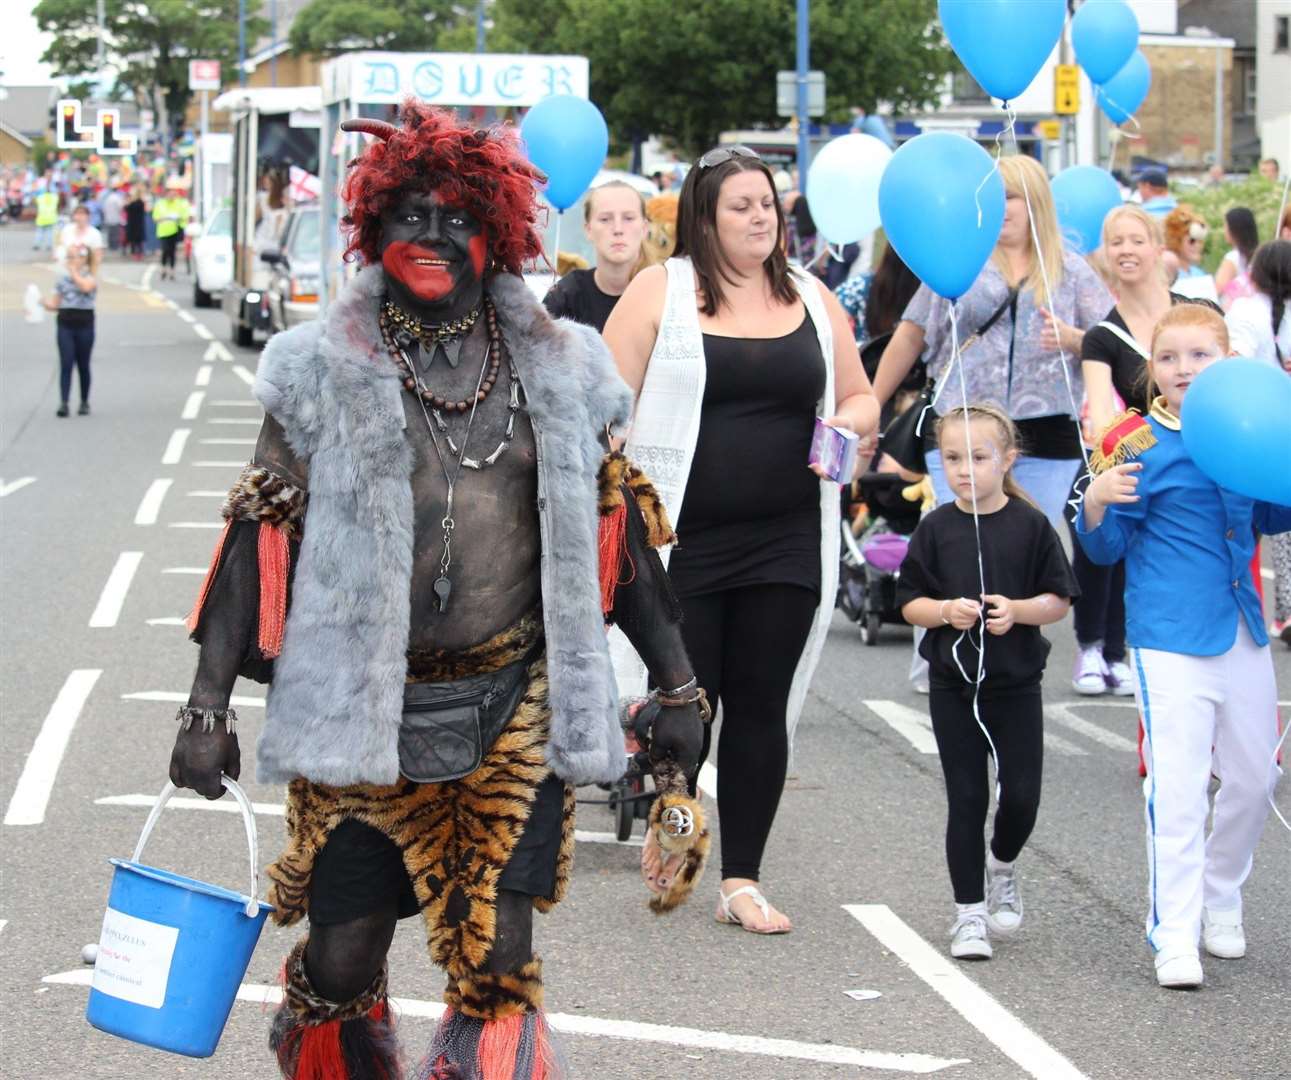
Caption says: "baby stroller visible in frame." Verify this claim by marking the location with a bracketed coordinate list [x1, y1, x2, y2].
[837, 471, 922, 645]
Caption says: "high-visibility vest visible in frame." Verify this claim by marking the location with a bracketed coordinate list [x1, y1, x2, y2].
[35, 191, 59, 227]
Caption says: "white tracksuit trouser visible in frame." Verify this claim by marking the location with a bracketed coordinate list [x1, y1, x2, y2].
[1132, 620, 1282, 955]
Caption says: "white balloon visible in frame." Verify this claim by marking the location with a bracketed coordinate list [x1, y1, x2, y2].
[805, 133, 894, 245]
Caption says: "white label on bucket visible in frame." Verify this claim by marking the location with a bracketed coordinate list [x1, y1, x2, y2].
[91, 907, 179, 1009]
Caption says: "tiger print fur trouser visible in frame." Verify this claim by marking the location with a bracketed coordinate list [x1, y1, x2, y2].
[265, 614, 575, 1019]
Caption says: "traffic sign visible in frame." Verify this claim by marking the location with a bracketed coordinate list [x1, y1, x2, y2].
[1036, 119, 1062, 141]
[777, 70, 825, 118]
[1054, 64, 1080, 115]
[189, 60, 221, 92]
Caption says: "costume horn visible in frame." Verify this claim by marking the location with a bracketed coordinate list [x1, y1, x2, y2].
[340, 118, 399, 141]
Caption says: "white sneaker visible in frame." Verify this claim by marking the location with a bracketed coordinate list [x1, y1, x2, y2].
[1154, 948, 1203, 989]
[1202, 908, 1246, 959]
[984, 862, 1023, 934]
[1072, 645, 1109, 695]
[949, 913, 992, 960]
[1104, 659, 1136, 696]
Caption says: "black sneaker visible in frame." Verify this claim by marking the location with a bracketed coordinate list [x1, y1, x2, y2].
[78, 402, 90, 416]
[56, 403, 69, 417]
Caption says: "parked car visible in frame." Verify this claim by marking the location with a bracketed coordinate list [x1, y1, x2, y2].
[264, 206, 320, 334]
[191, 208, 233, 308]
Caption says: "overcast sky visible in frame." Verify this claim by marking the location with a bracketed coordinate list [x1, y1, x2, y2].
[2, 7, 56, 85]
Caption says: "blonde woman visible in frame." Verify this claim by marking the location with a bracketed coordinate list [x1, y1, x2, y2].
[543, 181, 649, 332]
[872, 154, 1112, 529]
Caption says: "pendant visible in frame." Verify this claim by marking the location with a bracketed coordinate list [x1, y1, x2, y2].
[440, 337, 463, 369]
[433, 574, 452, 613]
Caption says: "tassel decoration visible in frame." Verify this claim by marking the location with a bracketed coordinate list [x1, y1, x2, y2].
[1090, 410, 1156, 474]
[597, 502, 632, 615]
[258, 522, 291, 658]
[186, 520, 232, 634]
[416, 1008, 559, 1080]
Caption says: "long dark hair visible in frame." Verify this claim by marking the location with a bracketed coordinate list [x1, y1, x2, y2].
[864, 241, 921, 340]
[674, 154, 795, 316]
[1250, 239, 1291, 359]
[1225, 206, 1259, 265]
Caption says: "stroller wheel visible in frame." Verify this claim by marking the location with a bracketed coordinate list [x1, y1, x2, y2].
[860, 611, 881, 646]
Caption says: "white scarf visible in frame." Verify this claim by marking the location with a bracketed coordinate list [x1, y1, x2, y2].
[609, 257, 840, 754]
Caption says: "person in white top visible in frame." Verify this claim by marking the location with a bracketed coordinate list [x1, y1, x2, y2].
[1213, 207, 1258, 310]
[54, 204, 104, 273]
[1225, 240, 1291, 369]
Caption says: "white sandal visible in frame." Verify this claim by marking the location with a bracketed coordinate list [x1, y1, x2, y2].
[716, 885, 791, 935]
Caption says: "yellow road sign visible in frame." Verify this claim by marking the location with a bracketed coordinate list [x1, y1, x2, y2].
[1037, 119, 1062, 141]
[1055, 64, 1080, 115]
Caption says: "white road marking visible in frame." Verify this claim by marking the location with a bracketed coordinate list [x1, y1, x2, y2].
[1074, 701, 1138, 709]
[194, 460, 246, 467]
[0, 920, 6, 935]
[132, 479, 173, 525]
[121, 691, 264, 708]
[1045, 703, 1137, 753]
[1262, 567, 1274, 582]
[210, 399, 259, 406]
[192, 322, 214, 340]
[0, 477, 37, 498]
[164, 298, 178, 310]
[199, 438, 256, 445]
[1043, 731, 1087, 756]
[210, 417, 262, 425]
[168, 522, 223, 529]
[195, 364, 212, 386]
[4, 670, 103, 826]
[175, 309, 195, 324]
[161, 428, 190, 465]
[863, 699, 937, 754]
[181, 391, 205, 420]
[186, 490, 227, 497]
[163, 566, 208, 574]
[142, 265, 157, 289]
[204, 342, 233, 363]
[844, 904, 1089, 1080]
[89, 552, 143, 627]
[146, 617, 187, 626]
[698, 760, 717, 799]
[232, 364, 256, 387]
[40, 968, 965, 1071]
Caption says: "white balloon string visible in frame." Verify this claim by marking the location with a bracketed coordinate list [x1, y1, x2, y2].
[1005, 122, 1093, 521]
[972, 102, 1013, 229]
[551, 210, 563, 271]
[946, 302, 1001, 803]
[1269, 718, 1290, 833]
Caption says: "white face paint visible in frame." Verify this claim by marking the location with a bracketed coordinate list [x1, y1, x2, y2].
[940, 419, 1014, 506]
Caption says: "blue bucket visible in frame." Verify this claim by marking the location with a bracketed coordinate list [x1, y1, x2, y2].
[86, 777, 273, 1058]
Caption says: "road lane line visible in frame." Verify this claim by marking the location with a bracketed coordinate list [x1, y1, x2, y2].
[162, 566, 208, 574]
[199, 438, 256, 445]
[232, 364, 256, 387]
[210, 399, 260, 406]
[161, 428, 190, 465]
[133, 479, 173, 525]
[142, 265, 157, 289]
[194, 460, 246, 467]
[175, 309, 195, 324]
[168, 522, 223, 529]
[146, 617, 187, 626]
[862, 700, 937, 754]
[1043, 731, 1086, 756]
[89, 552, 143, 627]
[181, 391, 205, 420]
[210, 417, 262, 425]
[40, 967, 965, 1071]
[5, 670, 102, 826]
[844, 904, 1089, 1080]
[0, 477, 37, 498]
[195, 364, 212, 386]
[121, 690, 264, 707]
[203, 342, 233, 363]
[698, 760, 717, 799]
[192, 322, 214, 341]
[1045, 703, 1137, 753]
[186, 490, 228, 497]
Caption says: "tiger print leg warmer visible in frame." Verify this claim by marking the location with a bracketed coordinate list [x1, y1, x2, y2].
[270, 938, 402, 1080]
[417, 958, 561, 1080]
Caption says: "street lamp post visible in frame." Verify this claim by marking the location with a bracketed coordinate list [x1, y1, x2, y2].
[796, 0, 810, 190]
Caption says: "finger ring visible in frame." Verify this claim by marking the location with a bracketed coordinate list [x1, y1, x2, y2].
[660, 805, 695, 838]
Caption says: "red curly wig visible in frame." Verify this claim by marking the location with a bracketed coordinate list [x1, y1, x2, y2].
[340, 99, 545, 275]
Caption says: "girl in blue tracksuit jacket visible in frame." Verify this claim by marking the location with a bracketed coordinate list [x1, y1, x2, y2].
[1077, 304, 1291, 991]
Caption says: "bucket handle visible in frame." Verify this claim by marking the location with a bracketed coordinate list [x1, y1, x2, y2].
[132, 775, 262, 918]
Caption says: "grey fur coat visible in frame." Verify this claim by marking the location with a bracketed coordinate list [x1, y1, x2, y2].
[252, 266, 633, 788]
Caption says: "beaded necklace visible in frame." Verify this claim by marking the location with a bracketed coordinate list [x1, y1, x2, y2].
[380, 300, 501, 412]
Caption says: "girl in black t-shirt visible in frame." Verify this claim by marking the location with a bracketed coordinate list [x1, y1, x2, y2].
[897, 405, 1078, 962]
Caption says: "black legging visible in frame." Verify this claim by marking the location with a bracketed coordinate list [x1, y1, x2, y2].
[57, 317, 94, 406]
[1065, 473, 1127, 660]
[679, 583, 818, 881]
[160, 232, 179, 270]
[929, 685, 1043, 904]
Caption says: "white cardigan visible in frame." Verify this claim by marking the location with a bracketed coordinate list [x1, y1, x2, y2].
[609, 257, 841, 754]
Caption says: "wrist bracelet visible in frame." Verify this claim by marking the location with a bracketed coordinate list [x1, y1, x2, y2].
[657, 675, 698, 699]
[176, 706, 237, 735]
[939, 600, 951, 626]
[651, 683, 713, 725]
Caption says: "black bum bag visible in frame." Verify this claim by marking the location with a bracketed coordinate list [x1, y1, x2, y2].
[398, 651, 535, 784]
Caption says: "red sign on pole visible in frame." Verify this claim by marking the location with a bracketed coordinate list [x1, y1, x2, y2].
[189, 60, 222, 92]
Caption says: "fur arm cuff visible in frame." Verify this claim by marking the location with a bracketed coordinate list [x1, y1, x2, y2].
[222, 464, 308, 540]
[597, 452, 676, 549]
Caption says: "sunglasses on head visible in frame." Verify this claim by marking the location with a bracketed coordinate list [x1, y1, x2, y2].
[697, 145, 760, 169]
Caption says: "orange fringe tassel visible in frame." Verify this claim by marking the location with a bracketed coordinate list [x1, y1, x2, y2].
[185, 521, 232, 634]
[597, 502, 629, 615]
[476, 1012, 549, 1080]
[257, 522, 290, 658]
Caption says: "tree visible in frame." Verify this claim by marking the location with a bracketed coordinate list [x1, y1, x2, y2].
[33, 0, 267, 141]
[490, 0, 954, 156]
[287, 0, 471, 56]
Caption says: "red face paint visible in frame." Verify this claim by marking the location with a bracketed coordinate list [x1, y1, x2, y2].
[382, 241, 454, 301]
[467, 234, 488, 278]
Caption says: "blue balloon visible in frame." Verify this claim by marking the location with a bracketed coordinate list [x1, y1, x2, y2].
[1096, 51, 1151, 126]
[938, 0, 1066, 102]
[1071, 0, 1140, 85]
[1051, 166, 1124, 254]
[520, 96, 608, 212]
[878, 133, 1005, 300]
[1181, 359, 1291, 506]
